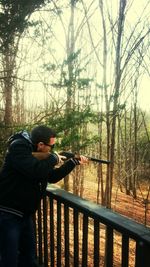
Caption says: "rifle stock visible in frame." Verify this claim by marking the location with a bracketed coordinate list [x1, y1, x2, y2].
[32, 152, 50, 160]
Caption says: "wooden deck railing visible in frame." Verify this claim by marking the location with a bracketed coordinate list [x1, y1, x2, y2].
[35, 185, 150, 267]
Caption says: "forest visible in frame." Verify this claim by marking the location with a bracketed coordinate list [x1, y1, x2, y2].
[0, 0, 150, 226]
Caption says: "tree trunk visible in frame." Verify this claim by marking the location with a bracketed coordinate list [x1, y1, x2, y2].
[108, 0, 127, 208]
[3, 49, 15, 127]
[64, 0, 75, 191]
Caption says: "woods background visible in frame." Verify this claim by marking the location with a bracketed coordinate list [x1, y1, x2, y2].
[0, 0, 150, 224]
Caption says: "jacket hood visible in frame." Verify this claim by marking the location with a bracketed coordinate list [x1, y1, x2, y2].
[7, 130, 33, 146]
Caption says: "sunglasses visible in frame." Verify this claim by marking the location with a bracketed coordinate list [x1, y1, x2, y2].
[43, 143, 55, 149]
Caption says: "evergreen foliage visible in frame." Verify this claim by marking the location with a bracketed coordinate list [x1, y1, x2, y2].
[46, 108, 99, 152]
[0, 0, 46, 50]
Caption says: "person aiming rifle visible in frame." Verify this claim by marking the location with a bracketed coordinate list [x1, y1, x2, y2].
[0, 125, 88, 267]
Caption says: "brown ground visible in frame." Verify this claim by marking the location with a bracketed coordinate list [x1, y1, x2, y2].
[65, 161, 150, 227]
[79, 179, 150, 227]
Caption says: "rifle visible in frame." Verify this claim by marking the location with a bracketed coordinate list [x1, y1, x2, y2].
[32, 151, 111, 165]
[59, 151, 111, 165]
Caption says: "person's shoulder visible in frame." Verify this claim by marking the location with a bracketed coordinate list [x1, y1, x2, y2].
[10, 138, 27, 146]
[8, 130, 33, 151]
[9, 138, 32, 153]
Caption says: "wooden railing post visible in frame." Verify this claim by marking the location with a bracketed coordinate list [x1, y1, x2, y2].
[135, 240, 150, 267]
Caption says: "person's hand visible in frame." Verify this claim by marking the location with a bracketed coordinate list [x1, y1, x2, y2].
[78, 155, 89, 165]
[54, 152, 67, 164]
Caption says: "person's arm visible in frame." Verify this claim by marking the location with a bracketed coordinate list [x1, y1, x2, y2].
[8, 140, 58, 182]
[9, 140, 88, 184]
[48, 158, 80, 183]
[32, 152, 88, 183]
[32, 151, 80, 183]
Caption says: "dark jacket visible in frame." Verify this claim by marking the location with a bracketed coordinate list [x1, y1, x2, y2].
[0, 131, 78, 216]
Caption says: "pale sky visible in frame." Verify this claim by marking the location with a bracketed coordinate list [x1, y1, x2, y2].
[138, 75, 150, 112]
[21, 0, 150, 113]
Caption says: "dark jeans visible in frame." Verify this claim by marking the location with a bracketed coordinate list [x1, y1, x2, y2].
[0, 211, 36, 267]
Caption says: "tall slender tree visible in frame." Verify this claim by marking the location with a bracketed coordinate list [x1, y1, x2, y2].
[0, 0, 45, 127]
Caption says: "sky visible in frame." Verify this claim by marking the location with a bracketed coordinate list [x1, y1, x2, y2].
[21, 0, 150, 113]
[127, 0, 150, 112]
[138, 75, 150, 112]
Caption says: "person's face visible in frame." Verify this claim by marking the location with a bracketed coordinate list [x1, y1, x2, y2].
[37, 137, 55, 153]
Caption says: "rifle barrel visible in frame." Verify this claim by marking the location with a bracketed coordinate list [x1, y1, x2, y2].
[87, 156, 111, 164]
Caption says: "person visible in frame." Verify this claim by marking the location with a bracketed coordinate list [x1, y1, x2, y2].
[0, 125, 88, 267]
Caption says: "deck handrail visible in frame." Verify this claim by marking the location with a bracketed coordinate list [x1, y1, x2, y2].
[35, 184, 150, 267]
